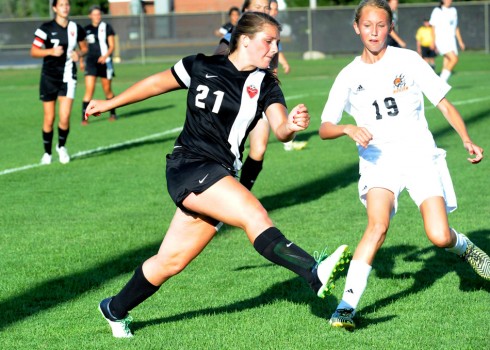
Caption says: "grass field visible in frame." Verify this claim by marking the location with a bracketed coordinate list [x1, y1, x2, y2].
[1, 51, 489, 349]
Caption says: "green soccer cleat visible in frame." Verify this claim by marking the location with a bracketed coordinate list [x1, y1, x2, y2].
[314, 245, 351, 298]
[99, 297, 133, 338]
[329, 308, 356, 330]
[461, 234, 490, 280]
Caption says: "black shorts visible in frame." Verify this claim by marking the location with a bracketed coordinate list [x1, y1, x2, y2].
[40, 73, 76, 101]
[84, 56, 115, 79]
[166, 150, 235, 213]
[421, 46, 437, 59]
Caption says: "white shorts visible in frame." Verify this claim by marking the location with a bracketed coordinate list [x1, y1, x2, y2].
[358, 149, 457, 216]
[436, 37, 458, 56]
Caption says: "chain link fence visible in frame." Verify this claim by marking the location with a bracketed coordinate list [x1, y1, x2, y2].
[0, 2, 488, 67]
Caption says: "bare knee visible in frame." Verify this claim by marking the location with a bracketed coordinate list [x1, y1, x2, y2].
[366, 222, 389, 245]
[426, 226, 453, 248]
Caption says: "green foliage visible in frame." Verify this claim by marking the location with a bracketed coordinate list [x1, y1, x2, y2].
[0, 52, 489, 348]
[1, 0, 109, 18]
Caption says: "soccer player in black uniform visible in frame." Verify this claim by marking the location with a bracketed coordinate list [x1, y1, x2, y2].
[85, 12, 350, 338]
[81, 5, 118, 124]
[31, 0, 87, 164]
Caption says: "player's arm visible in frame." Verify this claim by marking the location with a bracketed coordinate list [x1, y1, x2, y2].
[265, 103, 309, 142]
[455, 27, 465, 51]
[85, 69, 181, 119]
[389, 30, 406, 48]
[72, 39, 88, 62]
[278, 52, 290, 74]
[437, 97, 483, 163]
[319, 121, 372, 148]
[99, 35, 115, 64]
[30, 43, 63, 58]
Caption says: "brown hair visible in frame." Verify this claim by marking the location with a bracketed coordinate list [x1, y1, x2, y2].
[229, 11, 281, 54]
[354, 0, 393, 25]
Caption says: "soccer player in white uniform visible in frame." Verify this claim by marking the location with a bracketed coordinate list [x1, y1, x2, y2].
[319, 0, 489, 330]
[85, 12, 350, 338]
[429, 0, 465, 82]
[31, 0, 86, 164]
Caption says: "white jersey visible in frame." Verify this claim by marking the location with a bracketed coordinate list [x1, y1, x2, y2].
[321, 46, 450, 166]
[429, 6, 459, 54]
[429, 6, 458, 42]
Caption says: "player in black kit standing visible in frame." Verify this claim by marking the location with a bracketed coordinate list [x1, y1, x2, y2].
[85, 12, 350, 338]
[31, 0, 86, 164]
[81, 5, 118, 124]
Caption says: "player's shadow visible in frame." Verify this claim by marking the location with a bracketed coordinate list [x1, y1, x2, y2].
[353, 230, 490, 330]
[0, 242, 160, 331]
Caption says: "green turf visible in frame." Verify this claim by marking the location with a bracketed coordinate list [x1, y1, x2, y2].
[1, 52, 489, 349]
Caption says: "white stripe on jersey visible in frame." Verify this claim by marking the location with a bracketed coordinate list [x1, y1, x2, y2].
[173, 59, 191, 87]
[64, 21, 77, 83]
[228, 70, 266, 171]
[33, 38, 44, 48]
[98, 22, 111, 63]
[34, 28, 47, 40]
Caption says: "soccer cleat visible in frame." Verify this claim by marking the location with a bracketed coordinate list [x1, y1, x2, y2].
[56, 145, 70, 164]
[40, 153, 52, 165]
[329, 308, 356, 330]
[461, 234, 490, 280]
[109, 114, 118, 121]
[314, 244, 351, 298]
[81, 119, 89, 126]
[99, 297, 133, 338]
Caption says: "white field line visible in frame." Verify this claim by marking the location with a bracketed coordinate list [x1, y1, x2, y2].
[1, 94, 490, 177]
[0, 126, 182, 176]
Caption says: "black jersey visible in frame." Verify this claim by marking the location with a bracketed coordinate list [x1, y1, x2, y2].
[85, 21, 115, 60]
[171, 54, 286, 171]
[32, 20, 85, 81]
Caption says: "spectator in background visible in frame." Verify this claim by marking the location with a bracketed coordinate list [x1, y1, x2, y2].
[31, 0, 87, 165]
[415, 18, 436, 70]
[81, 5, 117, 124]
[214, 6, 240, 38]
[386, 0, 406, 48]
[430, 0, 465, 82]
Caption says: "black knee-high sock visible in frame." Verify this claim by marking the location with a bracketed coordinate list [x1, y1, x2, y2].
[82, 101, 89, 120]
[253, 227, 322, 293]
[110, 264, 160, 319]
[107, 96, 116, 116]
[42, 130, 53, 154]
[240, 156, 263, 190]
[58, 127, 69, 147]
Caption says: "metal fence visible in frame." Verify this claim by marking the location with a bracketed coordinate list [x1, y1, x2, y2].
[0, 2, 488, 67]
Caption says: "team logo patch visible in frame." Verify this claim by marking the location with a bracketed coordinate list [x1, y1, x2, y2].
[70, 31, 75, 36]
[247, 85, 258, 98]
[393, 74, 408, 93]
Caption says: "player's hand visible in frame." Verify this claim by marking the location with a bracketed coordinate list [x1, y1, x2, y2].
[464, 141, 483, 164]
[282, 63, 290, 74]
[51, 46, 64, 57]
[288, 104, 309, 131]
[97, 56, 107, 64]
[84, 99, 107, 120]
[344, 125, 373, 148]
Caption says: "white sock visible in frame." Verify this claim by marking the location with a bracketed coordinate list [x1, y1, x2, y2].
[440, 69, 451, 82]
[445, 228, 468, 256]
[336, 259, 372, 313]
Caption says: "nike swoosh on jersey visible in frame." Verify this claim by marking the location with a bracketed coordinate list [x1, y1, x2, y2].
[199, 174, 209, 184]
[205, 74, 218, 78]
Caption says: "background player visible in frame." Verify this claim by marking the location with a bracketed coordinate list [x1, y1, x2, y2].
[214, 6, 240, 38]
[31, 0, 86, 164]
[81, 5, 117, 124]
[319, 0, 489, 330]
[86, 12, 350, 338]
[415, 18, 436, 70]
[429, 0, 465, 82]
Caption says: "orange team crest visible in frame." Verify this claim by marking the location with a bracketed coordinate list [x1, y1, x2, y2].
[393, 74, 408, 93]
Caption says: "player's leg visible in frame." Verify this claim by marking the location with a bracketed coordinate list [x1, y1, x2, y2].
[99, 209, 218, 337]
[240, 118, 270, 190]
[41, 100, 56, 164]
[101, 77, 117, 120]
[421, 196, 490, 280]
[184, 175, 350, 297]
[82, 75, 96, 124]
[330, 187, 394, 330]
[440, 51, 458, 82]
[56, 95, 74, 164]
